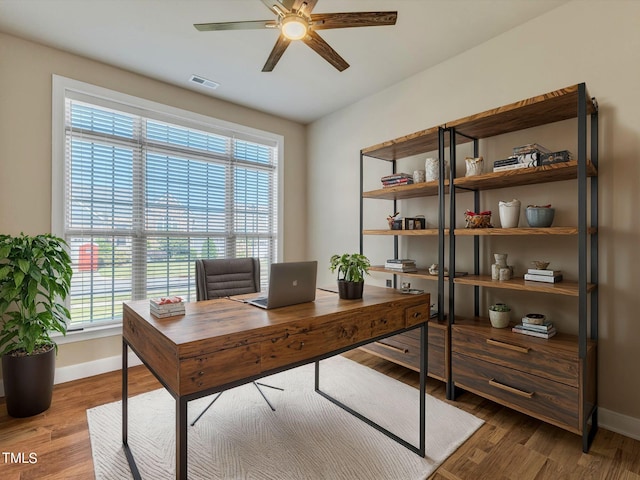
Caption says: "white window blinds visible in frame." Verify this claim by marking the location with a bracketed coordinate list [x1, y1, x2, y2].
[62, 96, 278, 328]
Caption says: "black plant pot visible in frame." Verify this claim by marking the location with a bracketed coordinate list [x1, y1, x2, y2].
[337, 280, 364, 300]
[2, 344, 56, 417]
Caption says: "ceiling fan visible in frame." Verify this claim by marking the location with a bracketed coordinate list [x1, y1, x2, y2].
[194, 0, 397, 72]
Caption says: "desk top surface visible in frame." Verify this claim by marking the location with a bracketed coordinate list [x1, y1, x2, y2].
[123, 285, 429, 349]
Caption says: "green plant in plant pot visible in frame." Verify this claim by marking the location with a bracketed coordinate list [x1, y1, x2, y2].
[488, 303, 511, 328]
[329, 253, 370, 300]
[0, 233, 73, 417]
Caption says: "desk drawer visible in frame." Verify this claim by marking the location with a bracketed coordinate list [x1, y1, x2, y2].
[453, 352, 579, 432]
[261, 306, 405, 370]
[452, 323, 579, 387]
[180, 344, 261, 396]
[406, 303, 430, 327]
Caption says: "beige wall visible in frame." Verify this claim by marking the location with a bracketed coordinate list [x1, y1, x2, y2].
[0, 34, 307, 373]
[308, 0, 640, 427]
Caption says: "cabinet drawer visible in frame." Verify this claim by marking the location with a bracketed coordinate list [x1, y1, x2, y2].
[360, 323, 446, 380]
[452, 323, 579, 387]
[261, 307, 404, 370]
[453, 352, 579, 432]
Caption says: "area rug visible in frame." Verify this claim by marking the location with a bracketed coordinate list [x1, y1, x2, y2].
[87, 356, 483, 479]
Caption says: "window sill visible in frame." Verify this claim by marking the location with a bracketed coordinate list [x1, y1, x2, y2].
[52, 323, 123, 345]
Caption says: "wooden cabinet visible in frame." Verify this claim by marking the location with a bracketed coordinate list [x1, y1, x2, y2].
[359, 83, 599, 452]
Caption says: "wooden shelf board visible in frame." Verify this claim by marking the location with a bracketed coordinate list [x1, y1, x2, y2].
[453, 275, 596, 296]
[370, 266, 438, 281]
[453, 160, 597, 191]
[361, 126, 443, 161]
[454, 226, 597, 236]
[360, 84, 596, 162]
[363, 229, 442, 236]
[446, 84, 596, 140]
[363, 180, 447, 200]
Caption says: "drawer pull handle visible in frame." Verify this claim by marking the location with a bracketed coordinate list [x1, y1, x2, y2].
[374, 341, 409, 354]
[486, 338, 530, 354]
[413, 312, 422, 318]
[488, 378, 534, 398]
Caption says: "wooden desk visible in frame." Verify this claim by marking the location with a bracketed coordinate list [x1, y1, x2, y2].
[122, 286, 430, 479]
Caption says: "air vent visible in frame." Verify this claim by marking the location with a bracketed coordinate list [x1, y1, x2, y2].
[189, 75, 220, 90]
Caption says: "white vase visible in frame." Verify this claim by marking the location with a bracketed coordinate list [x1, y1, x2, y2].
[491, 253, 508, 280]
[425, 157, 449, 182]
[498, 199, 521, 228]
[465, 156, 484, 176]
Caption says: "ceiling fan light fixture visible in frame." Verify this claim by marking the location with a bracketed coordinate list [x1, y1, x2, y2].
[281, 14, 308, 40]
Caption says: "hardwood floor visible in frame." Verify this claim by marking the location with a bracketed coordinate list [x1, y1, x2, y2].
[1, 350, 639, 479]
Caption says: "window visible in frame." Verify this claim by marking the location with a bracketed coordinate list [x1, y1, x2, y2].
[53, 77, 281, 332]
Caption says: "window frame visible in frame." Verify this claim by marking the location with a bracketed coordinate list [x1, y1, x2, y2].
[51, 75, 284, 344]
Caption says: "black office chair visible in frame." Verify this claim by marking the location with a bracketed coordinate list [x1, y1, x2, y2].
[190, 257, 283, 426]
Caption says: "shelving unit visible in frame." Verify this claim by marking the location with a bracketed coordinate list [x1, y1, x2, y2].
[358, 83, 599, 452]
[359, 126, 448, 382]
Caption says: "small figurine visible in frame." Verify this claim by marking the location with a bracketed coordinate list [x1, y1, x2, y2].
[387, 211, 400, 229]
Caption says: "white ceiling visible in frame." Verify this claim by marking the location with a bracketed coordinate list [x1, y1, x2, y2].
[0, 0, 568, 124]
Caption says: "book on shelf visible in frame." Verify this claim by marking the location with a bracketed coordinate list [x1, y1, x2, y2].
[386, 258, 417, 264]
[518, 319, 554, 332]
[492, 163, 532, 172]
[512, 143, 552, 155]
[540, 150, 573, 165]
[384, 263, 418, 272]
[527, 268, 562, 276]
[512, 325, 557, 339]
[493, 157, 520, 168]
[381, 173, 413, 182]
[524, 273, 563, 283]
[382, 178, 414, 188]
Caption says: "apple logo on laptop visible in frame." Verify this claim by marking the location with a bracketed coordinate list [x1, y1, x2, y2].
[292, 280, 298, 287]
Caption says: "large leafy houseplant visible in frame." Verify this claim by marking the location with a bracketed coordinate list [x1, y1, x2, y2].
[0, 233, 73, 417]
[329, 253, 370, 299]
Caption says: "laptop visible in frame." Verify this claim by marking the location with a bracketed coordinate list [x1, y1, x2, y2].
[246, 261, 318, 309]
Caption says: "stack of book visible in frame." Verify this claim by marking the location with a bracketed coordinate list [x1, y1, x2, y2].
[381, 173, 414, 188]
[524, 268, 563, 283]
[492, 143, 552, 172]
[384, 259, 418, 273]
[150, 296, 185, 318]
[512, 313, 556, 339]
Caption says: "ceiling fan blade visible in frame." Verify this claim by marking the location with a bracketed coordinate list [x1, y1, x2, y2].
[260, 0, 294, 15]
[194, 20, 276, 31]
[311, 11, 397, 30]
[262, 35, 292, 72]
[302, 30, 349, 72]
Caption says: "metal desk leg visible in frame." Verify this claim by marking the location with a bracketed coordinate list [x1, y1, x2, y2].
[315, 324, 427, 457]
[122, 339, 141, 479]
[176, 396, 188, 479]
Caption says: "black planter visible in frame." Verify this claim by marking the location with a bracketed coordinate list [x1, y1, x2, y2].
[337, 280, 364, 300]
[2, 345, 56, 417]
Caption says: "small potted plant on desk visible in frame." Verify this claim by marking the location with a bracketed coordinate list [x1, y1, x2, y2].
[488, 303, 511, 328]
[0, 233, 73, 417]
[329, 253, 371, 300]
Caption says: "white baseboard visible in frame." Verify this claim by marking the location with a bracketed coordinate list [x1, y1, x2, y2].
[598, 407, 640, 441]
[2, 356, 640, 443]
[0, 352, 142, 397]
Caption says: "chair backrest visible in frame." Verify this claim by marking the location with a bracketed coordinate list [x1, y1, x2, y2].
[195, 258, 261, 301]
